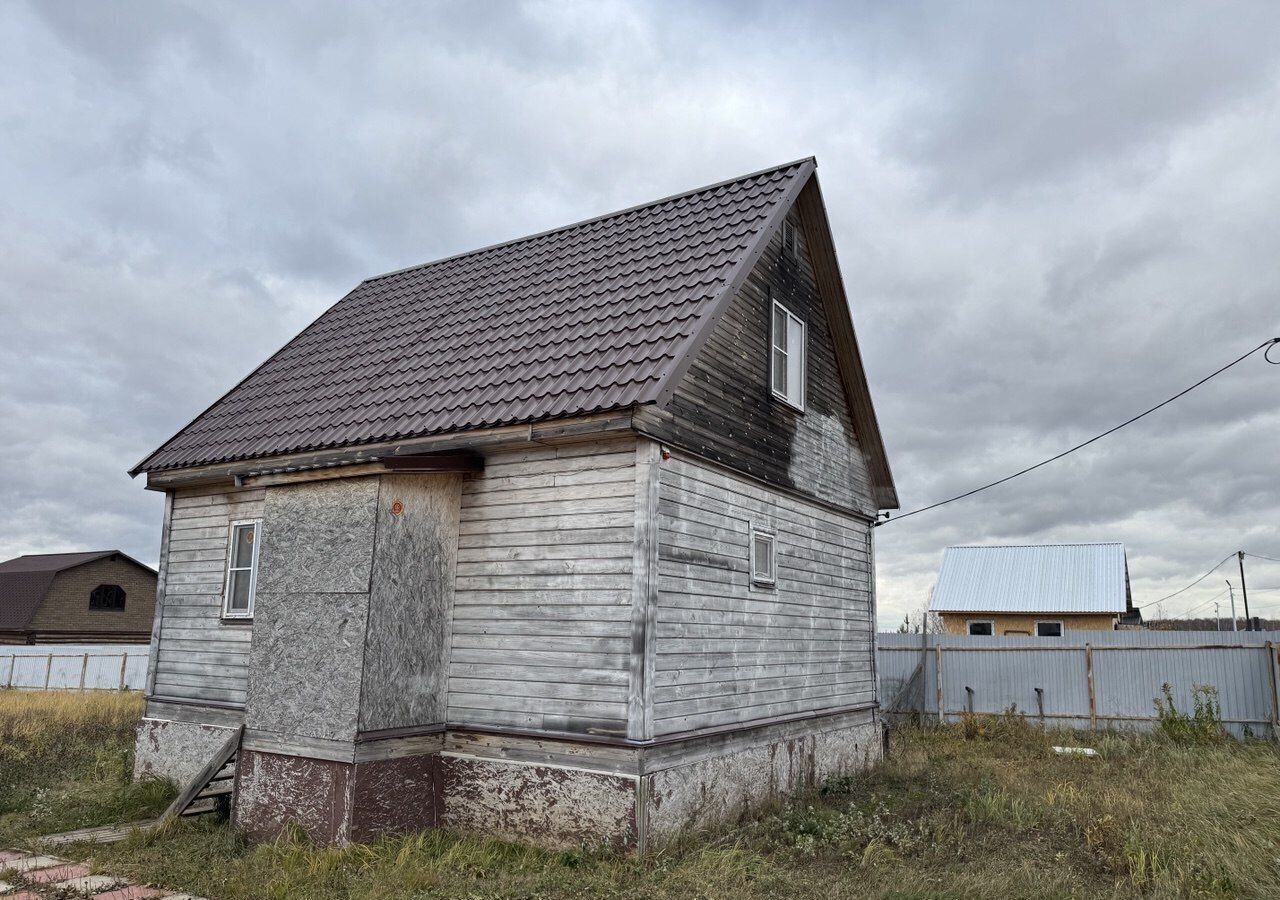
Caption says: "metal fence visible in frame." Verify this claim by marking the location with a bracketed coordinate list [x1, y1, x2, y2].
[877, 630, 1280, 739]
[0, 645, 150, 691]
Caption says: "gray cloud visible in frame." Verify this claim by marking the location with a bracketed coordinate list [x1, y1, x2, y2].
[2, 0, 1277, 625]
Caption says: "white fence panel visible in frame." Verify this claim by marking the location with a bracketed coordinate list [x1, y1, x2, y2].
[877, 631, 1280, 738]
[0, 644, 150, 691]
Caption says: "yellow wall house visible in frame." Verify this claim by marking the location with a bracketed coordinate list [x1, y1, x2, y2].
[929, 543, 1139, 637]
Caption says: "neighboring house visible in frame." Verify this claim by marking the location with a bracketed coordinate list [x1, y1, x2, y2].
[0, 551, 157, 644]
[128, 158, 898, 849]
[930, 543, 1139, 636]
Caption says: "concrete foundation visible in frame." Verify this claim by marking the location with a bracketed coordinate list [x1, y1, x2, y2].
[442, 756, 638, 849]
[644, 712, 883, 843]
[133, 717, 239, 786]
[138, 707, 881, 850]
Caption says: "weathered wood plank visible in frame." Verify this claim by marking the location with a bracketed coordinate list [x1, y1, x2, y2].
[651, 451, 874, 736]
[448, 438, 636, 731]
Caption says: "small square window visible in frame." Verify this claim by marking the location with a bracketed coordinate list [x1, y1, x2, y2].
[967, 620, 993, 636]
[1035, 621, 1063, 638]
[751, 529, 776, 586]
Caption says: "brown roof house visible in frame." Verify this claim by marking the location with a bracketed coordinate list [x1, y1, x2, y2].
[129, 158, 898, 850]
[0, 551, 157, 644]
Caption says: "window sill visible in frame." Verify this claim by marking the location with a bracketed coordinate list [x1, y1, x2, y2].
[769, 390, 805, 413]
[219, 617, 254, 626]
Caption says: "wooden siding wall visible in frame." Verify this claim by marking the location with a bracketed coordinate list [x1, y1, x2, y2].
[646, 212, 875, 517]
[152, 485, 265, 706]
[653, 454, 874, 736]
[448, 437, 637, 737]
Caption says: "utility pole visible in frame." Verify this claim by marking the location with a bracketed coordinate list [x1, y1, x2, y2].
[1238, 551, 1252, 631]
[1226, 580, 1239, 632]
[1214, 600, 1221, 631]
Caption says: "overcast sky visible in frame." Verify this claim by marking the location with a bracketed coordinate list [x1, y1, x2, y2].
[2, 1, 1277, 628]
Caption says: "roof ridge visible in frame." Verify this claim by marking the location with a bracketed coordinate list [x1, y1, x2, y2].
[946, 542, 1124, 549]
[13, 549, 117, 557]
[362, 157, 815, 286]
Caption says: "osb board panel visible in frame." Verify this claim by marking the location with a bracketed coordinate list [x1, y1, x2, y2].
[349, 753, 441, 843]
[245, 591, 368, 741]
[235, 749, 352, 844]
[257, 477, 379, 594]
[442, 756, 637, 849]
[939, 613, 1119, 635]
[360, 474, 462, 733]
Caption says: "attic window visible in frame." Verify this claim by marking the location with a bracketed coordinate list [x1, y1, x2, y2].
[750, 528, 776, 586]
[782, 219, 799, 258]
[89, 584, 126, 611]
[770, 299, 806, 410]
[1036, 621, 1063, 638]
[967, 620, 993, 636]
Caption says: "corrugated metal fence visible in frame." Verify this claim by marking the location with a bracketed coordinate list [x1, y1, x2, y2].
[0, 644, 149, 691]
[877, 630, 1280, 738]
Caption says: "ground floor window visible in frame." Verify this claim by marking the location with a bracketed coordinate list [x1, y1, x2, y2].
[967, 620, 994, 636]
[1035, 620, 1064, 637]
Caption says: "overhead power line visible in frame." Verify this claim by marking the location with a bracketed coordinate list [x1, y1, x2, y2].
[1246, 552, 1280, 564]
[877, 336, 1280, 526]
[1135, 553, 1235, 610]
[1174, 588, 1229, 620]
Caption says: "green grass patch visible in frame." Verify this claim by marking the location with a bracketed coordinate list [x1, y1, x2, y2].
[3, 691, 1279, 898]
[0, 690, 174, 842]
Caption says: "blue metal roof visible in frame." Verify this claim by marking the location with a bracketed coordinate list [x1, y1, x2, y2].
[929, 543, 1129, 614]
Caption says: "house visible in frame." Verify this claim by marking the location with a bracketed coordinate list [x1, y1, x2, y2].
[128, 158, 898, 849]
[0, 551, 157, 644]
[930, 543, 1139, 636]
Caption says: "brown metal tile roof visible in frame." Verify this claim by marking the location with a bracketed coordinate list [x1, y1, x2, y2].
[0, 551, 153, 631]
[134, 159, 815, 474]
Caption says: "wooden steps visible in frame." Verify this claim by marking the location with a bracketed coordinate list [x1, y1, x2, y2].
[40, 726, 244, 848]
[41, 820, 158, 846]
[161, 726, 244, 822]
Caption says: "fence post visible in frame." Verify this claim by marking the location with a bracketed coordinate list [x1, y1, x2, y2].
[5, 655, 13, 688]
[1085, 643, 1096, 729]
[43, 653, 53, 690]
[936, 643, 945, 724]
[119, 654, 129, 691]
[1266, 641, 1279, 741]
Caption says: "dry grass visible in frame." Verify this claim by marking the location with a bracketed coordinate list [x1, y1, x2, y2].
[5, 693, 1279, 898]
[0, 689, 172, 841]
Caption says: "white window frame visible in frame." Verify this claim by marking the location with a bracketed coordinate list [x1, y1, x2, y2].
[750, 527, 777, 587]
[1035, 620, 1064, 638]
[967, 619, 995, 636]
[222, 519, 262, 619]
[770, 299, 806, 411]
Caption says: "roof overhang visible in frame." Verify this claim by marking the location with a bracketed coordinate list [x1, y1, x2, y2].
[141, 410, 635, 491]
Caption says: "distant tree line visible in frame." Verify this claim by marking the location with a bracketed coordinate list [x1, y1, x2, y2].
[1144, 617, 1279, 632]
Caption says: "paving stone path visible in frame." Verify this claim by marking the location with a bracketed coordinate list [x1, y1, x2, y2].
[0, 850, 204, 900]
